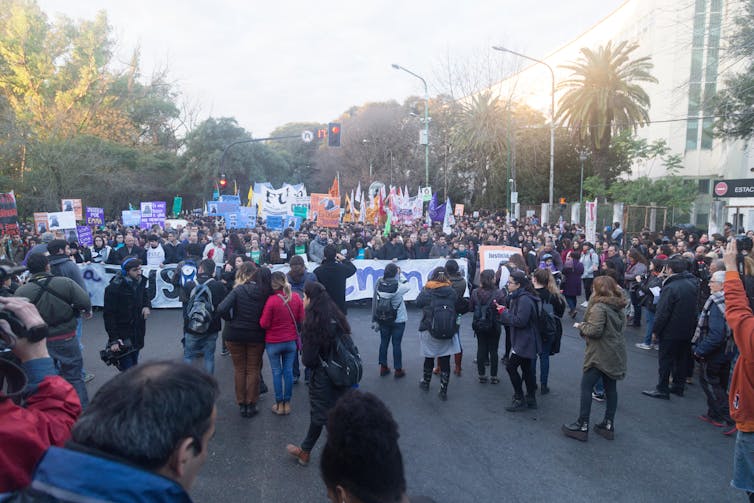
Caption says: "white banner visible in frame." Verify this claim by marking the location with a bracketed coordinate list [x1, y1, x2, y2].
[585, 200, 597, 244]
[79, 258, 467, 308]
[253, 183, 307, 218]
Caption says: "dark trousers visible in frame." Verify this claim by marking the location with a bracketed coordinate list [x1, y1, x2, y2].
[506, 353, 535, 398]
[657, 339, 692, 393]
[503, 327, 511, 359]
[583, 278, 594, 301]
[424, 355, 450, 374]
[629, 288, 642, 325]
[579, 367, 617, 423]
[47, 336, 89, 407]
[302, 423, 323, 452]
[699, 360, 732, 422]
[476, 330, 501, 377]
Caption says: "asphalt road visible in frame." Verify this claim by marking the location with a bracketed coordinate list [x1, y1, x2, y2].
[80, 303, 741, 503]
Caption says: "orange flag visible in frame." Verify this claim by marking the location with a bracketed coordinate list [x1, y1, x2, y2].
[328, 177, 339, 198]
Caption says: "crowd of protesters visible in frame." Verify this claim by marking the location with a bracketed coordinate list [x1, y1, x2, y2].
[3, 207, 754, 500]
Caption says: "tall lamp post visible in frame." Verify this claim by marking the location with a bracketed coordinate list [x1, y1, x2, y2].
[492, 46, 555, 210]
[392, 63, 429, 187]
[578, 147, 589, 204]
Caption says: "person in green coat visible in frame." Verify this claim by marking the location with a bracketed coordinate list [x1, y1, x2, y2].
[562, 275, 627, 442]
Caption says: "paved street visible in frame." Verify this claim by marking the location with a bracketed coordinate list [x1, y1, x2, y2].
[80, 304, 740, 502]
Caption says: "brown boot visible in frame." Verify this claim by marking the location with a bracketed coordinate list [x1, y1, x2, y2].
[454, 352, 463, 376]
[286, 444, 310, 466]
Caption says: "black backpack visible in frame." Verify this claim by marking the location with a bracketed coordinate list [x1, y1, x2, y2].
[430, 295, 457, 339]
[374, 280, 399, 325]
[537, 298, 559, 345]
[472, 291, 498, 334]
[186, 281, 214, 334]
[320, 328, 363, 388]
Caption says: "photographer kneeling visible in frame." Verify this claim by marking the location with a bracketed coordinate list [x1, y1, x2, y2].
[0, 296, 82, 494]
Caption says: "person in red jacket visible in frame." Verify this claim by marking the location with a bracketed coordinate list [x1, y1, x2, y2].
[260, 271, 304, 416]
[0, 296, 81, 493]
[723, 240, 754, 500]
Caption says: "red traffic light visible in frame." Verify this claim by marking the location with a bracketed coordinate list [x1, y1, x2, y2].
[330, 125, 340, 134]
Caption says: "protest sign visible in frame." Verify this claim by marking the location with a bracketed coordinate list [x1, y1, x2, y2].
[172, 197, 182, 216]
[310, 193, 340, 228]
[478, 245, 523, 272]
[47, 211, 76, 231]
[0, 192, 19, 235]
[33, 212, 48, 233]
[61, 199, 83, 221]
[585, 200, 597, 244]
[121, 210, 141, 227]
[86, 207, 104, 226]
[292, 205, 308, 219]
[140, 201, 166, 229]
[77, 226, 93, 246]
[266, 215, 284, 231]
[454, 204, 464, 216]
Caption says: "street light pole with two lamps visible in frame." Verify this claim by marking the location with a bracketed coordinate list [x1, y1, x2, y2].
[392, 63, 429, 187]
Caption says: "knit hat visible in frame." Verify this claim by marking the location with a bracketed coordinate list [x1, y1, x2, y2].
[121, 257, 142, 276]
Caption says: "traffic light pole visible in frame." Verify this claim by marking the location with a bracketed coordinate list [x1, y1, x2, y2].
[219, 135, 301, 175]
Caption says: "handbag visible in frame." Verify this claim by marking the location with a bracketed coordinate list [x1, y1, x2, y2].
[278, 294, 302, 350]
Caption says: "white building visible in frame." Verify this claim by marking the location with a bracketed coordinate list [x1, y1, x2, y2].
[488, 0, 753, 232]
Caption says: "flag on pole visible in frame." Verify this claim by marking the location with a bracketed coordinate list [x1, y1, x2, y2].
[329, 177, 339, 199]
[442, 197, 455, 235]
[355, 182, 361, 204]
[383, 210, 392, 237]
[359, 192, 366, 223]
[247, 185, 254, 207]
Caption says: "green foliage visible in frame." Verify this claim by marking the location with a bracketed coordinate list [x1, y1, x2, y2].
[608, 176, 696, 210]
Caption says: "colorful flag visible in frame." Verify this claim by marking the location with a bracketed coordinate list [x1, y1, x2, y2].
[428, 193, 445, 223]
[383, 210, 392, 237]
[247, 185, 254, 207]
[442, 197, 455, 235]
[329, 177, 339, 198]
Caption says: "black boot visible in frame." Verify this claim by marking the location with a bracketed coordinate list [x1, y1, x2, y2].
[562, 419, 589, 441]
[438, 371, 450, 401]
[594, 419, 615, 440]
[526, 394, 538, 410]
[420, 370, 431, 391]
[505, 395, 526, 412]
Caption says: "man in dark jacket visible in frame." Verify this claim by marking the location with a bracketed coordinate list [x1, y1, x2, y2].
[163, 230, 187, 264]
[380, 233, 408, 261]
[643, 258, 699, 399]
[103, 258, 151, 371]
[314, 245, 357, 315]
[107, 234, 146, 265]
[182, 259, 227, 375]
[414, 231, 433, 259]
[605, 245, 625, 287]
[15, 253, 92, 407]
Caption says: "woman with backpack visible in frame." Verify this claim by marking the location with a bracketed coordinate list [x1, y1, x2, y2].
[415, 267, 460, 401]
[260, 271, 304, 416]
[372, 263, 411, 378]
[286, 281, 354, 466]
[216, 263, 272, 418]
[532, 268, 566, 395]
[498, 270, 541, 412]
[562, 275, 627, 441]
[470, 270, 507, 384]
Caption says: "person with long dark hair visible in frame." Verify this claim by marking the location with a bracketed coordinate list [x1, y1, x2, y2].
[216, 263, 271, 418]
[563, 276, 627, 441]
[532, 268, 566, 394]
[499, 270, 541, 412]
[286, 281, 352, 466]
[470, 270, 507, 384]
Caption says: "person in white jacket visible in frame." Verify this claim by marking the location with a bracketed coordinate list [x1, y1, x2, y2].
[372, 263, 411, 378]
[580, 242, 600, 305]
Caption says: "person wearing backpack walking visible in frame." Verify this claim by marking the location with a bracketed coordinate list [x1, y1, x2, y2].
[532, 268, 566, 395]
[415, 267, 460, 401]
[692, 270, 734, 427]
[372, 263, 411, 378]
[563, 276, 627, 442]
[470, 270, 507, 384]
[182, 259, 227, 375]
[498, 270, 541, 412]
[286, 281, 354, 467]
[260, 272, 304, 416]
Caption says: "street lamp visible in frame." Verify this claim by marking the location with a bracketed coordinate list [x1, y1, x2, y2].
[508, 178, 516, 220]
[392, 63, 429, 187]
[578, 147, 589, 204]
[492, 46, 555, 211]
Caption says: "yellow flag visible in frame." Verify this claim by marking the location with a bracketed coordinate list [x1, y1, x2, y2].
[247, 185, 253, 207]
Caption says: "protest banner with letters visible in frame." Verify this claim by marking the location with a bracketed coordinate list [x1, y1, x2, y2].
[253, 183, 307, 217]
[61, 199, 83, 221]
[79, 258, 467, 308]
[0, 192, 19, 235]
[585, 200, 597, 244]
[478, 245, 523, 272]
[77, 226, 93, 246]
[47, 211, 76, 231]
[34, 212, 48, 233]
[140, 201, 166, 229]
[86, 207, 104, 226]
[310, 193, 340, 228]
[121, 210, 141, 227]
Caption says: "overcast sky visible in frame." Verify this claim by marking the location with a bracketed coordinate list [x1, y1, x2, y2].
[38, 0, 623, 137]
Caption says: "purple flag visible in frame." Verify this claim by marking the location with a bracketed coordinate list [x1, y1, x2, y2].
[428, 193, 445, 223]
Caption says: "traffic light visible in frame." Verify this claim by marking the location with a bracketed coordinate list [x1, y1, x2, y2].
[328, 122, 341, 147]
[219, 173, 228, 194]
[317, 128, 327, 140]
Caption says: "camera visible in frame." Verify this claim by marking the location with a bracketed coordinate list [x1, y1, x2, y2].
[100, 339, 136, 368]
[736, 235, 753, 253]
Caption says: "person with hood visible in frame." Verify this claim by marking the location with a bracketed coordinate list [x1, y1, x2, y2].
[416, 267, 460, 401]
[563, 275, 627, 441]
[314, 245, 357, 315]
[643, 258, 700, 400]
[469, 270, 507, 384]
[308, 229, 329, 264]
[102, 258, 151, 372]
[372, 263, 411, 378]
[498, 270, 541, 412]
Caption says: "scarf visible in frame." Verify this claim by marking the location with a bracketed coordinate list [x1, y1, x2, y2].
[692, 291, 727, 345]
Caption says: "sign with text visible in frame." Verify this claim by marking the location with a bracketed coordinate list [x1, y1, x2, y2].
[47, 211, 76, 231]
[585, 200, 598, 244]
[454, 204, 464, 216]
[310, 193, 340, 228]
[61, 199, 83, 221]
[86, 207, 104, 227]
[33, 212, 48, 233]
[714, 179, 754, 198]
[478, 245, 523, 272]
[0, 192, 19, 235]
[140, 201, 167, 229]
[76, 225, 93, 247]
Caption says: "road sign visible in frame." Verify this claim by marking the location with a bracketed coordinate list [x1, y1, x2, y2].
[511, 191, 518, 204]
[714, 179, 754, 198]
[301, 130, 314, 143]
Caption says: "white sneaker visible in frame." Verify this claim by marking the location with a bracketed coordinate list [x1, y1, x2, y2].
[635, 343, 652, 350]
[580, 301, 589, 308]
[651, 344, 659, 350]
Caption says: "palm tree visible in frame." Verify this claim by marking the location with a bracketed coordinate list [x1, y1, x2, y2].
[556, 40, 657, 184]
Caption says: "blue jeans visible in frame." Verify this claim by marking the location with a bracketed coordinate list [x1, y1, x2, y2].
[536, 338, 553, 386]
[118, 350, 139, 372]
[565, 296, 577, 312]
[733, 431, 754, 492]
[47, 336, 88, 408]
[184, 332, 219, 374]
[378, 322, 406, 370]
[75, 317, 87, 378]
[266, 341, 297, 402]
[643, 308, 655, 346]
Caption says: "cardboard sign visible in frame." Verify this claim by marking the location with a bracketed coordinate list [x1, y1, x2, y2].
[34, 212, 49, 233]
[0, 192, 19, 235]
[454, 204, 464, 216]
[121, 210, 141, 227]
[61, 199, 83, 221]
[478, 245, 523, 272]
[47, 211, 76, 231]
[310, 193, 340, 228]
[77, 225, 93, 246]
[86, 207, 104, 227]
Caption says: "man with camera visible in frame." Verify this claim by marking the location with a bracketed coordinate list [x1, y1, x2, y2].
[0, 296, 81, 493]
[103, 258, 151, 371]
[14, 253, 92, 407]
[6, 361, 218, 502]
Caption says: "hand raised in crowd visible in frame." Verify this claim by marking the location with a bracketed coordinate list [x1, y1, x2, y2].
[724, 239, 738, 272]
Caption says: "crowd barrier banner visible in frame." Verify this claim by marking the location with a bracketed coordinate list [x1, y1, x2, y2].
[79, 258, 468, 308]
